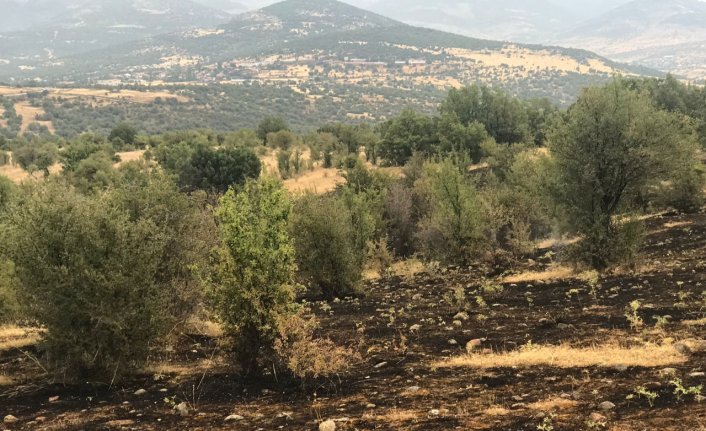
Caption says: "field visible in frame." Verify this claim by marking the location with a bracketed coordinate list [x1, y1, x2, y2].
[2, 209, 706, 430]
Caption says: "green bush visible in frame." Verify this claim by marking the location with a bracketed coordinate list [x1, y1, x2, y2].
[290, 193, 365, 299]
[179, 146, 261, 193]
[211, 178, 298, 375]
[4, 182, 173, 381]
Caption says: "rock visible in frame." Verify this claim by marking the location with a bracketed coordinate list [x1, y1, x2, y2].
[448, 339, 458, 346]
[409, 324, 421, 332]
[512, 395, 523, 402]
[675, 343, 692, 355]
[365, 403, 376, 409]
[174, 402, 189, 417]
[658, 368, 678, 377]
[4, 415, 18, 424]
[319, 419, 336, 431]
[48, 396, 60, 403]
[598, 401, 615, 411]
[589, 412, 607, 423]
[134, 389, 147, 396]
[557, 323, 575, 330]
[452, 320, 463, 327]
[428, 409, 440, 416]
[224, 414, 244, 421]
[374, 362, 388, 369]
[538, 318, 550, 325]
[689, 372, 705, 378]
[696, 395, 706, 403]
[276, 412, 293, 419]
[612, 364, 628, 372]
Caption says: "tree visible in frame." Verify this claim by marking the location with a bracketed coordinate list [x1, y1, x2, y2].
[179, 146, 261, 193]
[379, 109, 437, 166]
[13, 144, 57, 177]
[257, 117, 289, 143]
[109, 123, 139, 149]
[437, 113, 491, 162]
[211, 178, 298, 375]
[548, 80, 699, 269]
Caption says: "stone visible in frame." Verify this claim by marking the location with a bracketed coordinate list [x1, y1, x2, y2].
[48, 396, 60, 403]
[134, 389, 147, 396]
[4, 415, 18, 424]
[452, 320, 463, 327]
[658, 368, 678, 377]
[409, 324, 421, 332]
[319, 419, 336, 431]
[612, 365, 628, 372]
[365, 403, 376, 409]
[448, 339, 458, 346]
[598, 401, 615, 411]
[689, 372, 705, 378]
[225, 414, 244, 421]
[428, 409, 440, 416]
[374, 362, 388, 369]
[174, 402, 189, 417]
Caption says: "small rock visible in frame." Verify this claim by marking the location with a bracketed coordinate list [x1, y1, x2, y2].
[224, 414, 244, 421]
[48, 396, 60, 403]
[452, 320, 463, 327]
[612, 364, 628, 372]
[696, 395, 706, 403]
[409, 324, 421, 332]
[365, 403, 376, 409]
[557, 323, 574, 330]
[589, 412, 607, 423]
[276, 412, 293, 419]
[659, 368, 678, 377]
[319, 419, 336, 431]
[134, 389, 147, 396]
[4, 415, 18, 424]
[512, 395, 523, 402]
[689, 372, 705, 378]
[448, 339, 458, 346]
[598, 401, 615, 411]
[374, 362, 388, 369]
[675, 343, 691, 355]
[428, 409, 440, 416]
[174, 402, 189, 417]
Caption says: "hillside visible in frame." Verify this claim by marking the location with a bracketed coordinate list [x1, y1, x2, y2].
[0, 0, 232, 78]
[557, 0, 706, 80]
[0, 0, 658, 109]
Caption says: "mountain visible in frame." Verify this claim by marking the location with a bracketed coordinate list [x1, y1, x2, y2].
[557, 0, 706, 80]
[0, 0, 232, 72]
[0, 0, 658, 107]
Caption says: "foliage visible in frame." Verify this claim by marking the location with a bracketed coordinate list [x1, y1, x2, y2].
[378, 109, 438, 166]
[257, 116, 289, 143]
[13, 143, 58, 177]
[290, 193, 363, 299]
[108, 122, 139, 149]
[211, 178, 298, 375]
[179, 146, 261, 193]
[416, 159, 489, 265]
[3, 182, 172, 381]
[548, 79, 699, 269]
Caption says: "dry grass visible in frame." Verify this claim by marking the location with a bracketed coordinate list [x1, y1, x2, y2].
[364, 409, 419, 424]
[0, 325, 42, 351]
[283, 167, 344, 194]
[528, 398, 579, 411]
[114, 150, 145, 167]
[15, 101, 54, 133]
[483, 406, 510, 416]
[364, 258, 426, 281]
[536, 236, 580, 249]
[683, 318, 706, 327]
[502, 266, 574, 284]
[0, 375, 14, 386]
[434, 342, 687, 370]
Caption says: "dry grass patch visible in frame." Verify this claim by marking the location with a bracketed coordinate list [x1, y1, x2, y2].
[683, 318, 706, 327]
[528, 398, 578, 411]
[283, 167, 344, 194]
[434, 342, 687, 370]
[503, 266, 574, 284]
[0, 375, 14, 386]
[0, 325, 42, 351]
[364, 409, 420, 424]
[483, 406, 510, 416]
[114, 150, 145, 167]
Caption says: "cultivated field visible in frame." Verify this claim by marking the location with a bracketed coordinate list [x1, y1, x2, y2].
[2, 210, 706, 430]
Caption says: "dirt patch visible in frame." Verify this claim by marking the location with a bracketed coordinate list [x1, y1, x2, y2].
[114, 150, 145, 167]
[15, 101, 54, 133]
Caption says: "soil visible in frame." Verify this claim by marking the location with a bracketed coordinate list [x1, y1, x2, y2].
[3, 211, 706, 430]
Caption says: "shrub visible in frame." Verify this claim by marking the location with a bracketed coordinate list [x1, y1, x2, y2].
[4, 182, 173, 381]
[383, 182, 416, 257]
[211, 178, 298, 375]
[290, 193, 363, 299]
[416, 159, 489, 265]
[257, 116, 289, 143]
[0, 151, 9, 166]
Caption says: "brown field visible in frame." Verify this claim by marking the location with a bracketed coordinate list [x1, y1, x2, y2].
[0, 86, 188, 106]
[14, 101, 54, 133]
[114, 150, 145, 167]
